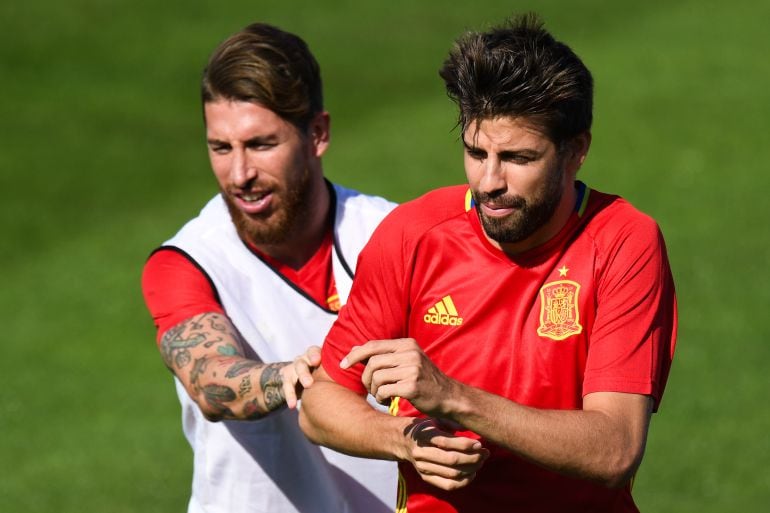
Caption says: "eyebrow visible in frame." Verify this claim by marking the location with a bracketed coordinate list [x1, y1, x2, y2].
[206, 134, 279, 146]
[462, 139, 542, 159]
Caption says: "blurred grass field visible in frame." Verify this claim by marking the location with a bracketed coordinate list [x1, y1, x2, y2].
[1, 0, 769, 511]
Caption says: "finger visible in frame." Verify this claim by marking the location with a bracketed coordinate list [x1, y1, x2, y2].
[362, 357, 412, 395]
[294, 346, 322, 388]
[425, 434, 486, 453]
[295, 358, 315, 389]
[372, 381, 415, 405]
[412, 459, 477, 481]
[417, 470, 477, 491]
[281, 366, 299, 409]
[305, 345, 322, 366]
[413, 445, 489, 468]
[340, 338, 414, 368]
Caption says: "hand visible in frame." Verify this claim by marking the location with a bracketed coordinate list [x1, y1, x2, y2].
[341, 338, 454, 416]
[402, 417, 489, 490]
[282, 345, 322, 409]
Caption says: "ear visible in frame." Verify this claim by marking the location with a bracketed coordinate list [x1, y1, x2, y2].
[308, 111, 331, 158]
[565, 131, 592, 176]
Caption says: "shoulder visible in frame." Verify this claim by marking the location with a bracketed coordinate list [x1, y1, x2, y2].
[377, 185, 470, 236]
[580, 187, 669, 266]
[585, 188, 663, 239]
[164, 194, 239, 249]
[333, 183, 396, 219]
[357, 185, 469, 263]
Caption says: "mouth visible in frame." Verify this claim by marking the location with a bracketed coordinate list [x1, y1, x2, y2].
[233, 189, 273, 215]
[480, 202, 520, 218]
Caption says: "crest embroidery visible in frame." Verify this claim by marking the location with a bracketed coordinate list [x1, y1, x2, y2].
[537, 280, 583, 341]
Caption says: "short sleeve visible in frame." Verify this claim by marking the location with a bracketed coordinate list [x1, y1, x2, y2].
[141, 248, 225, 344]
[582, 217, 677, 410]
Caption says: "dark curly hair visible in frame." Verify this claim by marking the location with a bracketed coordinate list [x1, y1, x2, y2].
[439, 13, 593, 145]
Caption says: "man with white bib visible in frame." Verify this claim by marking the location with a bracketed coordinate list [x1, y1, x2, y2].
[141, 22, 396, 513]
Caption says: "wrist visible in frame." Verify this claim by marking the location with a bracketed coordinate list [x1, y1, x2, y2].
[438, 377, 470, 421]
[391, 415, 418, 462]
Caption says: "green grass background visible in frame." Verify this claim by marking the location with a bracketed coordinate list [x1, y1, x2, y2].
[2, 0, 768, 511]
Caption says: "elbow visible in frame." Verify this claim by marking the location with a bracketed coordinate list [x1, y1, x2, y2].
[196, 396, 226, 422]
[600, 450, 644, 489]
[190, 388, 230, 422]
[298, 407, 323, 445]
[202, 409, 225, 422]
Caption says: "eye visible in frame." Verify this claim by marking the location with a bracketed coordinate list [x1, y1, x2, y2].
[509, 155, 533, 165]
[210, 144, 231, 155]
[500, 152, 536, 165]
[246, 140, 277, 151]
[466, 148, 487, 161]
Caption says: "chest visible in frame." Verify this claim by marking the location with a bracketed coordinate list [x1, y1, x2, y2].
[406, 234, 599, 408]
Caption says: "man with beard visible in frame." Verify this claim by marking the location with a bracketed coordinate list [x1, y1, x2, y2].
[141, 23, 397, 513]
[298, 14, 678, 513]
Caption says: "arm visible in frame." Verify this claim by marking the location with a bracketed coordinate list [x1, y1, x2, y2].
[349, 338, 652, 488]
[143, 249, 320, 421]
[160, 312, 320, 421]
[445, 384, 651, 488]
[299, 364, 489, 490]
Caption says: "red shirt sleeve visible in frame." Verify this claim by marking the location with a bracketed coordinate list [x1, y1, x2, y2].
[141, 248, 225, 344]
[582, 211, 678, 410]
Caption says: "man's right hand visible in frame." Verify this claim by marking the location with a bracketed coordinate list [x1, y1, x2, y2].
[402, 417, 489, 491]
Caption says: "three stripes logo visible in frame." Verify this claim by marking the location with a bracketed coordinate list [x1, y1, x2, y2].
[423, 295, 464, 326]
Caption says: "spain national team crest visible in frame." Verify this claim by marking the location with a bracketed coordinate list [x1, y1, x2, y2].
[537, 280, 583, 341]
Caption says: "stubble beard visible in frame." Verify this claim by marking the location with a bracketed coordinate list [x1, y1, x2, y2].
[222, 168, 314, 246]
[473, 162, 565, 245]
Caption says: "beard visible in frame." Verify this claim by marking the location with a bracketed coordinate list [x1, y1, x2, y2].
[222, 167, 313, 246]
[473, 162, 565, 245]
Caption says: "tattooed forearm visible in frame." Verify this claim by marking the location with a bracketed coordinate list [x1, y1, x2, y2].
[158, 313, 297, 421]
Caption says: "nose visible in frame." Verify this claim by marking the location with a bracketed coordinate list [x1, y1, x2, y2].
[478, 158, 507, 196]
[230, 149, 258, 187]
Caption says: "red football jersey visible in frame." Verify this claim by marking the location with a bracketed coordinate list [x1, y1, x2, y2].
[322, 183, 677, 513]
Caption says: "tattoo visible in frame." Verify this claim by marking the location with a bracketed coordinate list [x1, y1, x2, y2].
[157, 313, 278, 420]
[210, 316, 228, 333]
[160, 313, 238, 370]
[190, 357, 210, 389]
[202, 384, 236, 417]
[260, 363, 286, 411]
[217, 344, 238, 356]
[160, 326, 206, 369]
[175, 349, 192, 368]
[225, 360, 259, 379]
[238, 375, 252, 397]
[243, 399, 263, 420]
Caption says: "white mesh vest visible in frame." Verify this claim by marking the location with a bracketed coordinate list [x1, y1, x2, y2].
[163, 184, 397, 513]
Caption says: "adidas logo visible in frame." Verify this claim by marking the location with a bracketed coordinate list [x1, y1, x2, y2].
[424, 295, 464, 326]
